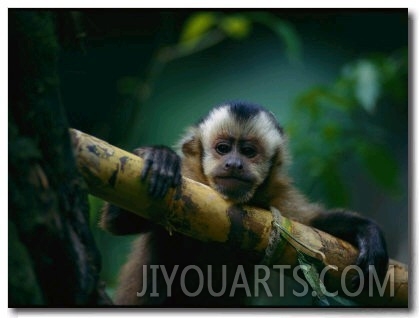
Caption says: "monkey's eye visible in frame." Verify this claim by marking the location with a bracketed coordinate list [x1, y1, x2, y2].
[240, 146, 257, 158]
[215, 143, 231, 155]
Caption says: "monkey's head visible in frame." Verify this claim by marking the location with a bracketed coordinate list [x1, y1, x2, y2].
[180, 102, 286, 204]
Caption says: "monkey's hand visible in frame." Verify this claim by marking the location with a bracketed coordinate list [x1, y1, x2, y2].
[310, 210, 389, 289]
[100, 145, 180, 235]
[351, 217, 389, 289]
[133, 146, 182, 198]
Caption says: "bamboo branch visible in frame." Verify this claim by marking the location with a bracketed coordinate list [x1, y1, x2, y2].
[70, 128, 408, 307]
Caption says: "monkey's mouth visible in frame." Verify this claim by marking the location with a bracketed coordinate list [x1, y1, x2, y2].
[213, 176, 255, 202]
[213, 176, 254, 192]
[215, 176, 252, 184]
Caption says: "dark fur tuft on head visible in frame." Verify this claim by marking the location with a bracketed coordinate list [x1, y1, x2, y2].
[227, 101, 264, 121]
[202, 101, 284, 135]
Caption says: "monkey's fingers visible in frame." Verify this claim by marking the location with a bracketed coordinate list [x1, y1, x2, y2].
[170, 152, 182, 187]
[148, 150, 168, 197]
[154, 166, 171, 198]
[157, 178, 171, 198]
[352, 235, 389, 290]
[156, 151, 181, 198]
[173, 167, 182, 187]
[169, 153, 182, 200]
[133, 147, 147, 158]
[140, 150, 154, 181]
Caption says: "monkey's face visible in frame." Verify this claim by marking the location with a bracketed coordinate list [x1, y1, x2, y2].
[198, 106, 284, 203]
[202, 136, 270, 203]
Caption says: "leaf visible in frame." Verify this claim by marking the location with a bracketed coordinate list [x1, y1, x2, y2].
[88, 195, 103, 225]
[321, 123, 340, 142]
[297, 252, 330, 306]
[358, 143, 400, 192]
[356, 61, 381, 113]
[295, 86, 353, 113]
[296, 252, 359, 306]
[270, 20, 302, 61]
[294, 87, 322, 118]
[220, 15, 251, 39]
[179, 12, 217, 45]
[343, 60, 381, 113]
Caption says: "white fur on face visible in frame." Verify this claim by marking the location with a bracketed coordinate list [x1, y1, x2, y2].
[177, 105, 285, 202]
[199, 105, 284, 159]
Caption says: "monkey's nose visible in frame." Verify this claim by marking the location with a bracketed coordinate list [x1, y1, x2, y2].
[225, 158, 243, 170]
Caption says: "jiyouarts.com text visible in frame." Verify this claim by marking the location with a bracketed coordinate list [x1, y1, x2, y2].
[136, 264, 394, 298]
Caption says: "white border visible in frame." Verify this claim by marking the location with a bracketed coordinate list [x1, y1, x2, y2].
[1, 0, 415, 9]
[3, 2, 416, 318]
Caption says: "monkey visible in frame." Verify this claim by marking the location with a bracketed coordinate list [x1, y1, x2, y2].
[100, 101, 389, 306]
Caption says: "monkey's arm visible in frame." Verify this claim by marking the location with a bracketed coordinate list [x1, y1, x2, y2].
[100, 203, 155, 235]
[270, 188, 389, 286]
[309, 209, 389, 285]
[100, 146, 182, 235]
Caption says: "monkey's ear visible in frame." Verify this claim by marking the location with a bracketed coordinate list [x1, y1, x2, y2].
[178, 128, 202, 157]
[182, 135, 201, 157]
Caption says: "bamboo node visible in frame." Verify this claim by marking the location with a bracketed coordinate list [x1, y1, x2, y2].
[261, 207, 286, 265]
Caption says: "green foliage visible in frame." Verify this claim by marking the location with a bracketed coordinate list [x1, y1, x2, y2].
[289, 50, 407, 206]
[344, 60, 381, 113]
[179, 12, 218, 47]
[176, 11, 301, 62]
[220, 14, 251, 39]
[88, 194, 103, 226]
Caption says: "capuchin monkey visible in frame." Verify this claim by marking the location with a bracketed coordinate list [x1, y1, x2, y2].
[101, 101, 389, 306]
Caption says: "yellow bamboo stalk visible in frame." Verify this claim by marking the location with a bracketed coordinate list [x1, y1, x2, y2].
[70, 128, 408, 307]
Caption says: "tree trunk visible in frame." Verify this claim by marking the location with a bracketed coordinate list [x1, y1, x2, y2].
[8, 10, 110, 306]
